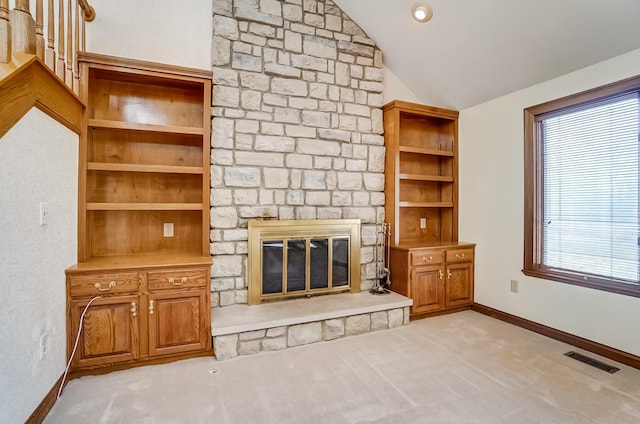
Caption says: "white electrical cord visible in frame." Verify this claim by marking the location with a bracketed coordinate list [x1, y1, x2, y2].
[57, 295, 102, 399]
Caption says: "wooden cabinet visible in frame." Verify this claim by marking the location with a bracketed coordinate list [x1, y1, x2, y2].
[390, 243, 475, 317]
[66, 263, 211, 373]
[65, 53, 213, 375]
[384, 100, 475, 318]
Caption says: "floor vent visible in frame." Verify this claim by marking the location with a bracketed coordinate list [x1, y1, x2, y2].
[564, 351, 620, 374]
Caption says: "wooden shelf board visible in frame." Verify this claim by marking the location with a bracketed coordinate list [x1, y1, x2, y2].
[398, 202, 455, 208]
[87, 203, 203, 211]
[88, 119, 204, 135]
[398, 146, 454, 157]
[87, 162, 203, 174]
[399, 174, 454, 182]
[66, 253, 213, 273]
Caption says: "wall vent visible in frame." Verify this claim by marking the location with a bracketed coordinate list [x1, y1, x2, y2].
[564, 351, 620, 373]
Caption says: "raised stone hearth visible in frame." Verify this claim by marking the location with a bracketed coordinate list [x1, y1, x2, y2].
[212, 291, 412, 360]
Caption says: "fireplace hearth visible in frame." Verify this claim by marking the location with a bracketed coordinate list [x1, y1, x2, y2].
[248, 219, 361, 305]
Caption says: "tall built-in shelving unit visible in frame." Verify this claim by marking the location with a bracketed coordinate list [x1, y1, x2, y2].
[384, 100, 475, 319]
[65, 53, 213, 375]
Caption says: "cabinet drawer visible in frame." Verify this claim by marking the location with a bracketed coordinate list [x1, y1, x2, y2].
[147, 269, 208, 290]
[446, 248, 474, 263]
[69, 272, 139, 297]
[410, 250, 444, 267]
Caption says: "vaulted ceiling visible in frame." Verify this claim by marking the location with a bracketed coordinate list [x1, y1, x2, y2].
[333, 0, 640, 110]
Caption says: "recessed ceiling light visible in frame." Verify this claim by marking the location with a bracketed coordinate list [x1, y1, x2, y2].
[412, 4, 433, 23]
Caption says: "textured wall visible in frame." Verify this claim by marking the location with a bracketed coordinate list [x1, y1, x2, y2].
[0, 108, 78, 423]
[210, 0, 386, 306]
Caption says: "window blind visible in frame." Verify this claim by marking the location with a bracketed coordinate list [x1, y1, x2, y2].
[541, 93, 639, 284]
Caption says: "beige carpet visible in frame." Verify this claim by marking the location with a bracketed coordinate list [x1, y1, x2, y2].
[45, 311, 640, 423]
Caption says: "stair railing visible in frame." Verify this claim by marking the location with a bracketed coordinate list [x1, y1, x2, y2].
[1, 0, 95, 94]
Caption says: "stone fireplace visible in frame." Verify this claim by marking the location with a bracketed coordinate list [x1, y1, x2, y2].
[247, 219, 360, 304]
[210, 0, 386, 307]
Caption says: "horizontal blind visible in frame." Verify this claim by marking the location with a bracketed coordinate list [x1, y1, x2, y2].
[541, 93, 639, 284]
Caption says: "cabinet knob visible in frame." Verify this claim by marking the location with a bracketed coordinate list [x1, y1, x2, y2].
[94, 281, 116, 291]
[131, 301, 137, 317]
[149, 300, 154, 315]
[447, 270, 452, 279]
[455, 253, 465, 260]
[422, 256, 433, 263]
[438, 269, 444, 280]
[168, 276, 187, 286]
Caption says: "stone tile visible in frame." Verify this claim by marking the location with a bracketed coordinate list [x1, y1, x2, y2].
[213, 334, 238, 360]
[288, 322, 323, 347]
[345, 314, 371, 336]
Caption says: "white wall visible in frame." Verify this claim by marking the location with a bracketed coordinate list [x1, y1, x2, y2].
[0, 108, 78, 423]
[85, 0, 212, 70]
[459, 48, 640, 356]
[383, 65, 422, 104]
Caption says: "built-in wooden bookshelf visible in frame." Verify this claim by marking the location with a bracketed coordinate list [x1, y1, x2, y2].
[65, 53, 213, 374]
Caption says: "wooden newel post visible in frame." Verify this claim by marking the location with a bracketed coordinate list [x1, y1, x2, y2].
[0, 0, 10, 63]
[10, 0, 36, 54]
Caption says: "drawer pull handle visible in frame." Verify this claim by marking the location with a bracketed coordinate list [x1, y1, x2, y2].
[131, 301, 137, 317]
[447, 270, 452, 279]
[439, 269, 444, 280]
[422, 256, 433, 263]
[455, 253, 465, 260]
[149, 300, 154, 315]
[94, 281, 116, 291]
[168, 277, 187, 286]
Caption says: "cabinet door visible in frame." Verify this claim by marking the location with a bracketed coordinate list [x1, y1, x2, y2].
[148, 289, 210, 357]
[445, 262, 473, 307]
[411, 266, 445, 314]
[69, 295, 139, 368]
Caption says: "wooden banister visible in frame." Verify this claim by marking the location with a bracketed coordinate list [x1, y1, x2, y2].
[2, 0, 95, 91]
[77, 0, 94, 22]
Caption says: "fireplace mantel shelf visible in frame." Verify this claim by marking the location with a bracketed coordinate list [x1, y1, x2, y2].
[212, 292, 412, 336]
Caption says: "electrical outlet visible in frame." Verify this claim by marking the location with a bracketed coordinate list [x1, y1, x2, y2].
[163, 222, 174, 237]
[39, 333, 47, 360]
[510, 279, 519, 293]
[420, 217, 426, 229]
[39, 202, 49, 226]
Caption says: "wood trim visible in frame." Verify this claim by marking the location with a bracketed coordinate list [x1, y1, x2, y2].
[25, 373, 64, 424]
[0, 54, 84, 138]
[410, 305, 471, 320]
[472, 303, 640, 370]
[77, 51, 212, 80]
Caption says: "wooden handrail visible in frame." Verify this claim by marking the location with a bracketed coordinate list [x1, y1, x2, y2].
[77, 0, 94, 22]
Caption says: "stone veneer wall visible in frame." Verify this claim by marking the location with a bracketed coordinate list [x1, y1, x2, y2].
[210, 0, 385, 306]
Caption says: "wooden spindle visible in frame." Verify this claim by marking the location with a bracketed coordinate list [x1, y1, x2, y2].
[81, 10, 85, 51]
[45, 0, 55, 69]
[73, 2, 80, 94]
[0, 0, 10, 64]
[11, 0, 36, 54]
[56, 0, 65, 80]
[35, 0, 44, 60]
[65, 0, 73, 85]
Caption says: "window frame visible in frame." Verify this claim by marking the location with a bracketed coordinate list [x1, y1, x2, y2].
[523, 75, 640, 298]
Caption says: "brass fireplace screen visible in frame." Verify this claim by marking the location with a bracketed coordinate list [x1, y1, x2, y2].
[248, 219, 361, 305]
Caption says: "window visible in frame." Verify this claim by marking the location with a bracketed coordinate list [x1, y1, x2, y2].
[524, 76, 640, 297]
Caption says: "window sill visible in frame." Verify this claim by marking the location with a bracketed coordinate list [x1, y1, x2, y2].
[522, 268, 640, 298]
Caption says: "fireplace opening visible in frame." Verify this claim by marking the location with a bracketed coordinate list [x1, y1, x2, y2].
[248, 220, 361, 305]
